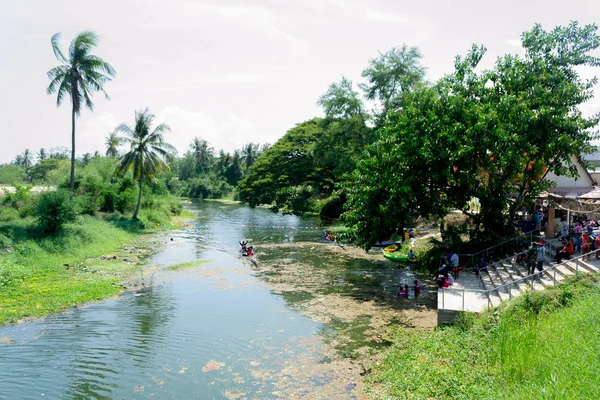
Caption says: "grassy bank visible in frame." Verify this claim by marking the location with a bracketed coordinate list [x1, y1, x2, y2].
[367, 274, 600, 399]
[0, 217, 162, 326]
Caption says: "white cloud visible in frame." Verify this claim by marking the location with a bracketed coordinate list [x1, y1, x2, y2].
[157, 106, 260, 156]
[505, 39, 522, 48]
[366, 9, 408, 25]
[79, 113, 119, 156]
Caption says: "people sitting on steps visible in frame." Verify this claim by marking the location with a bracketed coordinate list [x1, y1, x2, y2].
[555, 237, 573, 263]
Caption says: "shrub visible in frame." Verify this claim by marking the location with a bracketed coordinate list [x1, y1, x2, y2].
[0, 233, 12, 252]
[0, 207, 20, 222]
[36, 190, 77, 234]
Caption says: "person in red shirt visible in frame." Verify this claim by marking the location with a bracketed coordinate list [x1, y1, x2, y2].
[555, 237, 573, 263]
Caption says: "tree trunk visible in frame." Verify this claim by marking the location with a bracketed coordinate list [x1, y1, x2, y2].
[132, 175, 143, 219]
[69, 105, 76, 202]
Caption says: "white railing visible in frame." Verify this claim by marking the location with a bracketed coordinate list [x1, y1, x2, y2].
[439, 246, 599, 311]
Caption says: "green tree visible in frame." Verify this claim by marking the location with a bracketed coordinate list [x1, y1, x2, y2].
[38, 148, 47, 162]
[105, 131, 121, 157]
[0, 164, 26, 185]
[190, 137, 213, 176]
[115, 109, 176, 219]
[225, 150, 243, 186]
[46, 31, 116, 201]
[241, 142, 259, 170]
[238, 119, 323, 211]
[80, 153, 92, 166]
[20, 149, 33, 178]
[360, 45, 425, 127]
[317, 77, 365, 121]
[343, 22, 600, 248]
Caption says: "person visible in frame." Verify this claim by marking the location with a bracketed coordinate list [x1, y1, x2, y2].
[475, 255, 487, 276]
[533, 210, 542, 233]
[573, 221, 583, 253]
[447, 272, 454, 286]
[398, 285, 409, 297]
[246, 246, 254, 257]
[414, 280, 422, 295]
[408, 229, 416, 239]
[449, 251, 460, 278]
[533, 241, 544, 275]
[555, 237, 573, 263]
[437, 274, 450, 288]
[239, 239, 248, 252]
[560, 217, 569, 239]
[581, 232, 592, 261]
[408, 249, 416, 260]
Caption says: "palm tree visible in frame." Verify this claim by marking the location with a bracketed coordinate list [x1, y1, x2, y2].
[38, 148, 47, 162]
[13, 155, 24, 166]
[217, 150, 231, 176]
[190, 137, 213, 176]
[115, 108, 176, 219]
[105, 131, 121, 157]
[80, 153, 92, 166]
[241, 142, 259, 170]
[21, 149, 33, 177]
[46, 31, 116, 201]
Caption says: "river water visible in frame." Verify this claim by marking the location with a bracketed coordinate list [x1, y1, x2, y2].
[0, 201, 432, 399]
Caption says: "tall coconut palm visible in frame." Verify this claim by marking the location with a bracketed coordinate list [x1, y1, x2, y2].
[21, 149, 33, 177]
[190, 137, 213, 176]
[38, 148, 47, 162]
[46, 31, 116, 201]
[105, 131, 121, 157]
[241, 142, 259, 170]
[80, 153, 92, 166]
[115, 108, 176, 219]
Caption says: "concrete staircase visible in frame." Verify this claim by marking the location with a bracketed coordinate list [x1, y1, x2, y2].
[479, 239, 600, 308]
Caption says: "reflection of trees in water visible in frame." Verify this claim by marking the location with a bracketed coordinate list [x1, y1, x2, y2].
[64, 284, 177, 398]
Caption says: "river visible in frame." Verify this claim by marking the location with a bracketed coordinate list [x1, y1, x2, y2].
[0, 201, 435, 399]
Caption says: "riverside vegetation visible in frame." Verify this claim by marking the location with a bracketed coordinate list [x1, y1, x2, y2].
[0, 21, 599, 398]
[367, 274, 600, 399]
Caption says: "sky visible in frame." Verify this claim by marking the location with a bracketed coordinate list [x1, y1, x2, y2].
[1, 0, 600, 163]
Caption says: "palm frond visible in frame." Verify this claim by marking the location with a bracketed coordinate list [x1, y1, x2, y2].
[51, 33, 67, 63]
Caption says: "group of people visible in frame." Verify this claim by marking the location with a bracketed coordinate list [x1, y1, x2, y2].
[555, 217, 600, 262]
[239, 240, 254, 257]
[435, 250, 461, 288]
[398, 280, 422, 297]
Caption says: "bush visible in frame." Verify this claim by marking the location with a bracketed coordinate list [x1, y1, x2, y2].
[36, 190, 77, 233]
[0, 207, 20, 222]
[0, 233, 13, 252]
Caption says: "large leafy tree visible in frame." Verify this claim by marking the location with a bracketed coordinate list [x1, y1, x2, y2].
[360, 45, 426, 127]
[105, 131, 121, 157]
[237, 118, 369, 214]
[115, 108, 176, 219]
[318, 77, 366, 121]
[344, 22, 600, 248]
[46, 31, 116, 201]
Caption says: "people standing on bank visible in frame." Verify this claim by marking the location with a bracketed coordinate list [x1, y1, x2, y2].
[533, 241, 544, 275]
[573, 221, 583, 253]
[560, 217, 569, 239]
[449, 251, 460, 278]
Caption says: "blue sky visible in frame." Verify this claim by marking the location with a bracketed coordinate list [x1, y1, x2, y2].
[1, 0, 599, 163]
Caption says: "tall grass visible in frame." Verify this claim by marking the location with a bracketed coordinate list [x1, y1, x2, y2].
[0, 217, 147, 325]
[367, 275, 600, 399]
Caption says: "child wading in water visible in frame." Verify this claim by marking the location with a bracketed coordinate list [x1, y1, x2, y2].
[414, 280, 422, 295]
[398, 285, 409, 297]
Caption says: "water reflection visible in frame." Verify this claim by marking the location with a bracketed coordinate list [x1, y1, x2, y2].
[0, 201, 417, 399]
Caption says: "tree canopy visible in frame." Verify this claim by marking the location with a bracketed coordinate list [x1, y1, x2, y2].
[343, 22, 600, 249]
